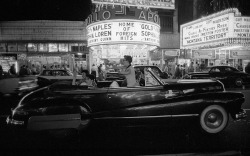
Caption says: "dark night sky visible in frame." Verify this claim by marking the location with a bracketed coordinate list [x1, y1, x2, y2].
[0, 0, 92, 21]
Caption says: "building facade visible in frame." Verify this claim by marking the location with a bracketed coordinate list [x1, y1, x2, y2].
[180, 8, 250, 71]
[0, 20, 88, 73]
[88, 0, 180, 72]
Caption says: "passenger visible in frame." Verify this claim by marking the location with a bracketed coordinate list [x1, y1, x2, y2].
[76, 72, 96, 87]
[118, 55, 137, 87]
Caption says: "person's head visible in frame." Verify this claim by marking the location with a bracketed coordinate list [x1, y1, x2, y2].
[82, 72, 87, 79]
[123, 55, 132, 66]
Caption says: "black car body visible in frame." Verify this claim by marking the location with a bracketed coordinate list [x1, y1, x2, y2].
[37, 69, 82, 87]
[183, 66, 250, 87]
[7, 67, 246, 137]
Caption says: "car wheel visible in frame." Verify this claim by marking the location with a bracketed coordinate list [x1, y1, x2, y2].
[200, 105, 228, 134]
[235, 78, 243, 87]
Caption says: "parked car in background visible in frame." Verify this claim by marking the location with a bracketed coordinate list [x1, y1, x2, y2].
[37, 69, 82, 87]
[183, 65, 250, 87]
[105, 69, 125, 81]
[7, 67, 246, 139]
[0, 75, 38, 97]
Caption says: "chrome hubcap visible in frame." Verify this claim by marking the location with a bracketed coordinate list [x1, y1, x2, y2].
[205, 110, 223, 129]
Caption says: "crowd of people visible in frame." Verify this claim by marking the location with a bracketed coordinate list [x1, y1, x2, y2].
[1, 58, 250, 82]
[162, 61, 207, 79]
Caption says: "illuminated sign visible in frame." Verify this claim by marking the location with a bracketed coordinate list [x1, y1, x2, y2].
[181, 13, 233, 47]
[87, 20, 160, 47]
[91, 0, 175, 9]
[162, 49, 180, 56]
[180, 8, 250, 49]
[191, 50, 216, 59]
[86, 5, 160, 26]
[230, 50, 250, 59]
[233, 17, 250, 38]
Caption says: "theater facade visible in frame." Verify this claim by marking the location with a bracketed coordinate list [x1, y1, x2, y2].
[86, 4, 161, 67]
[180, 8, 250, 71]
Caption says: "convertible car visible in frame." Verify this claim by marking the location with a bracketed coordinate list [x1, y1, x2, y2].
[7, 68, 246, 138]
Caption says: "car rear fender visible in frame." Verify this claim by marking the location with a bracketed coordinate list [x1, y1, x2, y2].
[208, 92, 245, 120]
[26, 99, 91, 131]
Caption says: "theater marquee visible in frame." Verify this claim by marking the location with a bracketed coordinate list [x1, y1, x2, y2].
[87, 20, 160, 47]
[180, 8, 250, 49]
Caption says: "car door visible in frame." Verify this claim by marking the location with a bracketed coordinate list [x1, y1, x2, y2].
[105, 85, 173, 126]
[209, 67, 223, 79]
[222, 67, 240, 86]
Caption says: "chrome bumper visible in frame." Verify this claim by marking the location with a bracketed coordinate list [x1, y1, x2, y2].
[235, 109, 247, 120]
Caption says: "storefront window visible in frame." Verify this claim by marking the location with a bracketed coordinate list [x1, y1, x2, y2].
[48, 43, 58, 52]
[79, 43, 87, 52]
[8, 43, 17, 52]
[59, 43, 68, 52]
[18, 43, 27, 52]
[38, 43, 48, 52]
[0, 43, 6, 52]
[28, 43, 37, 52]
[69, 43, 79, 52]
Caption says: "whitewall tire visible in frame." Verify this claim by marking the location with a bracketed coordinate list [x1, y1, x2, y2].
[200, 105, 228, 134]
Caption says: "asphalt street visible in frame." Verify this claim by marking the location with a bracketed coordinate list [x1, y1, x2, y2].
[0, 88, 249, 156]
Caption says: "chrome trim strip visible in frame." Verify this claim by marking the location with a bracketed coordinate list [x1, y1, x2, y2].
[94, 115, 171, 120]
[29, 118, 81, 123]
[94, 114, 199, 120]
[172, 114, 199, 117]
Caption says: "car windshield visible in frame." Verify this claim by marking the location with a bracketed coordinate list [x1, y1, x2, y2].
[145, 67, 165, 85]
